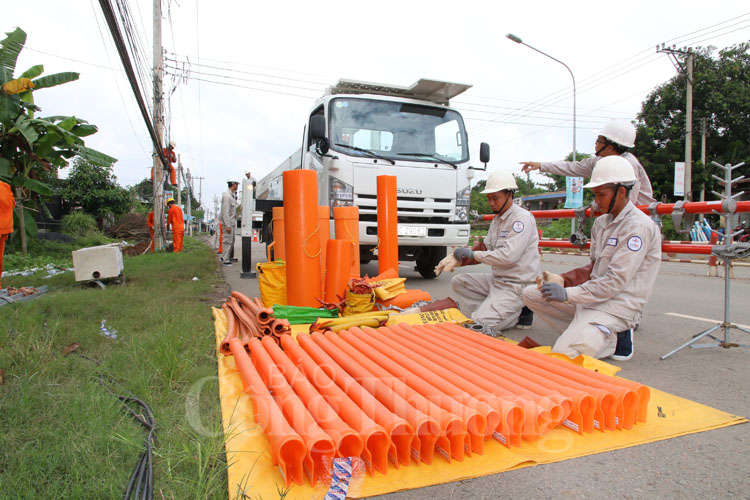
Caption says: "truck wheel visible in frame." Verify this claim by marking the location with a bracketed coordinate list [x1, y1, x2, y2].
[416, 247, 447, 279]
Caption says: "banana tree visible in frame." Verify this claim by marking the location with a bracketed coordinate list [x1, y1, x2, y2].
[1, 27, 116, 254]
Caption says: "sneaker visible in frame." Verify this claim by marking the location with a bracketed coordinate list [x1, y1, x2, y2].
[222, 261, 233, 267]
[609, 329, 633, 361]
[515, 307, 533, 329]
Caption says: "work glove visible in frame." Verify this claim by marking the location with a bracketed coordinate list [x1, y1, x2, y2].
[536, 270, 564, 289]
[453, 247, 474, 262]
[541, 282, 567, 302]
[434, 254, 460, 276]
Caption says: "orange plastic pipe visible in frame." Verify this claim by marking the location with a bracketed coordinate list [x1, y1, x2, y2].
[231, 291, 274, 325]
[376, 324, 554, 443]
[283, 169, 322, 307]
[271, 206, 285, 261]
[375, 289, 432, 310]
[324, 239, 352, 303]
[227, 297, 262, 341]
[220, 303, 238, 355]
[376, 175, 398, 275]
[440, 322, 647, 430]
[247, 338, 335, 486]
[313, 332, 441, 465]
[261, 337, 363, 459]
[344, 326, 522, 447]
[280, 335, 390, 476]
[228, 338, 305, 486]
[318, 206, 330, 283]
[297, 333, 413, 470]
[333, 206, 360, 278]
[332, 328, 488, 455]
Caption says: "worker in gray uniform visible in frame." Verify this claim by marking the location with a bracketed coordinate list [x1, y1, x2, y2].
[220, 178, 239, 266]
[520, 119, 655, 206]
[522, 156, 662, 360]
[449, 170, 540, 334]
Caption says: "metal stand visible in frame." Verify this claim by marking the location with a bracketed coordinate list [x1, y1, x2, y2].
[662, 161, 750, 359]
[240, 235, 256, 279]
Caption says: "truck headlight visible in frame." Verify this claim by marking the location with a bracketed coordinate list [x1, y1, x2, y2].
[456, 186, 470, 222]
[329, 176, 354, 210]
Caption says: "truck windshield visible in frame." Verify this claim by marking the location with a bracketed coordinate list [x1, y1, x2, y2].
[328, 98, 469, 163]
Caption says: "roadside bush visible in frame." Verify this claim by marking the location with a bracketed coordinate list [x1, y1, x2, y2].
[61, 212, 97, 236]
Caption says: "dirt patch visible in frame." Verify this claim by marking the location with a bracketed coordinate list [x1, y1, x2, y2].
[122, 241, 151, 256]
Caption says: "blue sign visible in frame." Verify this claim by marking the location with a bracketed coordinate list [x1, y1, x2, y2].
[564, 176, 583, 208]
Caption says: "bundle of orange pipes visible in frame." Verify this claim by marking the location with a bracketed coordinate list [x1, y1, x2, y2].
[220, 291, 291, 353]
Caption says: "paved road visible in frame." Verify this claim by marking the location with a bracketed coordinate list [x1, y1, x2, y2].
[223, 238, 750, 500]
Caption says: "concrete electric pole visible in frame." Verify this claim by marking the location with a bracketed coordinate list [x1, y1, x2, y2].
[151, 0, 165, 249]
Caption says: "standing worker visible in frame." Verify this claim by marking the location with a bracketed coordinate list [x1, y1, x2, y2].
[438, 170, 540, 335]
[146, 211, 155, 252]
[519, 119, 655, 206]
[220, 178, 239, 266]
[0, 180, 14, 288]
[522, 156, 662, 361]
[166, 198, 185, 253]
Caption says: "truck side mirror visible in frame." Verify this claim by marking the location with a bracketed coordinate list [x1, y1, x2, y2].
[310, 115, 326, 140]
[479, 142, 490, 165]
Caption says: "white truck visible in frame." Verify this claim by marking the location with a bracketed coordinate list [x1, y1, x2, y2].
[254, 78, 489, 278]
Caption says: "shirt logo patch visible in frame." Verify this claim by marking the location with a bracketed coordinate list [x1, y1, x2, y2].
[499, 230, 509, 237]
[627, 236, 642, 251]
[606, 237, 618, 246]
[512, 221, 524, 233]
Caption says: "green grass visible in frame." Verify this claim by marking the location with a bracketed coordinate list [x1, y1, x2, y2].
[0, 237, 229, 499]
[3, 232, 116, 273]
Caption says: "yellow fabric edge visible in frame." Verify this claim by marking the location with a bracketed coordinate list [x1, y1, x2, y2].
[212, 308, 748, 500]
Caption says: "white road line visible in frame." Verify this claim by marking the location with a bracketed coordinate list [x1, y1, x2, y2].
[665, 312, 750, 330]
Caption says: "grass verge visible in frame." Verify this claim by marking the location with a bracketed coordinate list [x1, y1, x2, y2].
[0, 237, 230, 499]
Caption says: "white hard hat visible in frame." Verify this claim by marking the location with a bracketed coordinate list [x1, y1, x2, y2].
[169, 140, 176, 148]
[583, 156, 637, 188]
[244, 169, 252, 175]
[480, 170, 518, 193]
[599, 119, 636, 148]
[227, 177, 239, 184]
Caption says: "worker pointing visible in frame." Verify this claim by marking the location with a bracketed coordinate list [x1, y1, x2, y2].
[520, 119, 655, 206]
[440, 170, 540, 335]
[166, 198, 185, 253]
[522, 156, 662, 360]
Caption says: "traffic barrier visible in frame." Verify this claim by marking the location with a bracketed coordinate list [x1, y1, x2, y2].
[376, 175, 399, 275]
[324, 239, 351, 303]
[283, 170, 322, 307]
[333, 206, 361, 278]
[280, 334, 390, 476]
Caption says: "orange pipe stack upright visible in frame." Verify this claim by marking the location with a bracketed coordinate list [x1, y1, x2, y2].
[324, 239, 351, 303]
[376, 175, 399, 275]
[283, 169, 322, 307]
[333, 206, 360, 278]
[270, 206, 285, 261]
[318, 206, 331, 283]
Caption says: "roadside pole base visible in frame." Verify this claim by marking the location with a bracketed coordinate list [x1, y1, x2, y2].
[240, 271, 257, 279]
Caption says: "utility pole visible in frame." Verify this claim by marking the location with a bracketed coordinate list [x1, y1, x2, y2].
[151, 0, 165, 249]
[657, 44, 693, 201]
[176, 153, 182, 207]
[194, 176, 205, 222]
[185, 166, 193, 236]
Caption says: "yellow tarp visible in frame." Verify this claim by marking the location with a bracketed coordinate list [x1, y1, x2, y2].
[212, 308, 747, 500]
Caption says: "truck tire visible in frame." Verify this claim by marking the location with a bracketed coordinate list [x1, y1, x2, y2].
[416, 246, 447, 279]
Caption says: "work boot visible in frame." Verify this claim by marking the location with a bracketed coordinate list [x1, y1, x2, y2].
[609, 329, 633, 361]
[515, 307, 533, 329]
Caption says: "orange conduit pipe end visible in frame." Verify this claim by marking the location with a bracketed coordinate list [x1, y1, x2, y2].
[298, 332, 412, 470]
[261, 337, 364, 460]
[271, 206, 285, 261]
[220, 303, 238, 356]
[231, 291, 274, 325]
[283, 169, 322, 306]
[336, 327, 489, 456]
[318, 206, 331, 284]
[247, 338, 335, 486]
[327, 329, 444, 464]
[333, 206, 360, 278]
[376, 175, 399, 275]
[228, 338, 305, 486]
[280, 334, 390, 476]
[324, 239, 352, 303]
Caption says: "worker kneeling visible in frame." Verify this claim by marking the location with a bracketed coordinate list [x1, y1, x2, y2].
[442, 170, 540, 335]
[522, 156, 661, 360]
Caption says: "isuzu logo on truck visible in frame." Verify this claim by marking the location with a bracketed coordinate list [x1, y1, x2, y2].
[397, 187, 422, 195]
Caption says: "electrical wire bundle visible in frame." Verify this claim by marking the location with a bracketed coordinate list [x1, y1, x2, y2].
[99, 374, 156, 500]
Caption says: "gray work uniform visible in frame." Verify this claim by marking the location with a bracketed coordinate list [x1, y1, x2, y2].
[541, 152, 655, 206]
[220, 189, 237, 263]
[522, 202, 662, 358]
[452, 203, 540, 331]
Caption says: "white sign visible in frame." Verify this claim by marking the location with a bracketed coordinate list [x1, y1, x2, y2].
[397, 225, 427, 237]
[674, 162, 685, 197]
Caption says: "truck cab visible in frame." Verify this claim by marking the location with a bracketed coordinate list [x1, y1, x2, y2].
[256, 78, 487, 278]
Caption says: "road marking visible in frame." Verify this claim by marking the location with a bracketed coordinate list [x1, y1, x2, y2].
[665, 312, 750, 330]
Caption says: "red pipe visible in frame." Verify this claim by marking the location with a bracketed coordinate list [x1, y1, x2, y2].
[537, 239, 715, 255]
[376, 175, 399, 275]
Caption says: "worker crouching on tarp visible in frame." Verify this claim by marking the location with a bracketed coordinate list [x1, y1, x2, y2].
[166, 198, 185, 253]
[522, 156, 661, 361]
[440, 170, 540, 336]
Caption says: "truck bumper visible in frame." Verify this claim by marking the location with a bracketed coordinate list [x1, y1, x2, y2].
[358, 222, 470, 247]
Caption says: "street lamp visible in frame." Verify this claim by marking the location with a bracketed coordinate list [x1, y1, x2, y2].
[506, 33, 576, 162]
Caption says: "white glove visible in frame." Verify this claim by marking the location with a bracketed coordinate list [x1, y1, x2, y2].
[434, 254, 460, 276]
[537, 270, 564, 289]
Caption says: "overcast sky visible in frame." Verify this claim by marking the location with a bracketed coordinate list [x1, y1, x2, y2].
[4, 2, 749, 217]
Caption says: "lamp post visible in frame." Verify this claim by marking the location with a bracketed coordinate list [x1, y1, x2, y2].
[506, 33, 576, 162]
